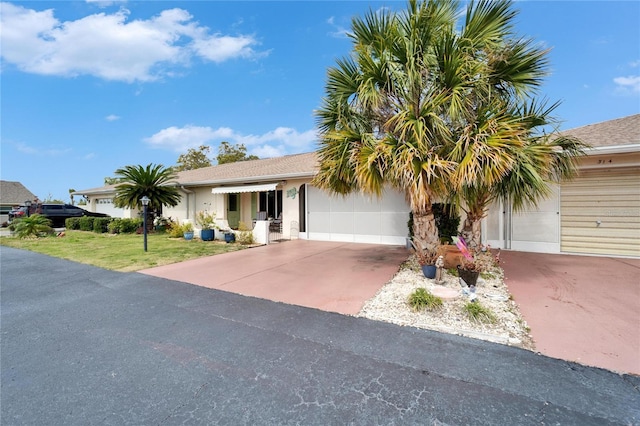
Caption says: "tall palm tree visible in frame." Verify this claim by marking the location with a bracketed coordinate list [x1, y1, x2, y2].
[314, 0, 460, 258]
[314, 0, 584, 255]
[313, 0, 575, 251]
[113, 164, 181, 212]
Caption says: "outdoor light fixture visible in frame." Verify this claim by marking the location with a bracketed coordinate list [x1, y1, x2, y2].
[141, 196, 150, 252]
[24, 200, 32, 217]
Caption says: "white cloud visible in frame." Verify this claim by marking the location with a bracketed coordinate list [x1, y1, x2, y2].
[105, 114, 120, 121]
[85, 0, 126, 7]
[629, 60, 640, 68]
[0, 2, 265, 82]
[613, 75, 640, 94]
[144, 125, 317, 157]
[326, 15, 350, 39]
[15, 141, 71, 157]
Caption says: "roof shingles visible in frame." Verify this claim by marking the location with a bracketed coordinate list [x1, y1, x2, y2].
[562, 114, 639, 148]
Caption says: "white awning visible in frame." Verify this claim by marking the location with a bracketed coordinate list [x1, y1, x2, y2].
[211, 183, 277, 194]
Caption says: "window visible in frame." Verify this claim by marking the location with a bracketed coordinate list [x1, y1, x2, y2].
[259, 190, 282, 219]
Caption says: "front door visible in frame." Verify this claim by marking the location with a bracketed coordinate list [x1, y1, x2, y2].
[227, 193, 240, 229]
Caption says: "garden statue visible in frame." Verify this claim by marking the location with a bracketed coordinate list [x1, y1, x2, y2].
[435, 255, 445, 284]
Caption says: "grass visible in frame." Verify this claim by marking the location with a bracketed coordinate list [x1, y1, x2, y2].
[408, 287, 443, 312]
[0, 230, 248, 272]
[463, 301, 497, 324]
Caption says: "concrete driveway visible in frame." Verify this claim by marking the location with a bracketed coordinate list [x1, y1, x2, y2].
[140, 240, 409, 315]
[501, 251, 640, 376]
[142, 241, 640, 376]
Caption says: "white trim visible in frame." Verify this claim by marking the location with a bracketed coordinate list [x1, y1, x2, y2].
[584, 144, 640, 155]
[211, 183, 277, 194]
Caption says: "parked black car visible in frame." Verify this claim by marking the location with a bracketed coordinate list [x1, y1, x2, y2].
[10, 203, 109, 228]
[38, 204, 109, 227]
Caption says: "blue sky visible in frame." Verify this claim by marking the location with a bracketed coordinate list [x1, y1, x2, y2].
[1, 1, 639, 203]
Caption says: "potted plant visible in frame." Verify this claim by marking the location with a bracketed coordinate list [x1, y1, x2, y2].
[452, 236, 489, 287]
[196, 211, 218, 241]
[182, 222, 194, 240]
[415, 247, 439, 279]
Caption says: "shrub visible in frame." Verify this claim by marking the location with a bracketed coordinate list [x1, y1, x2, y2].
[408, 288, 443, 312]
[433, 203, 460, 244]
[168, 222, 193, 238]
[93, 217, 111, 233]
[12, 215, 54, 239]
[66, 217, 81, 230]
[407, 204, 460, 243]
[107, 219, 121, 234]
[78, 216, 95, 231]
[235, 221, 254, 245]
[463, 302, 497, 324]
[107, 218, 142, 234]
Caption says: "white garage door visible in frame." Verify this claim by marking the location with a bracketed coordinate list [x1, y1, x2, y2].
[561, 168, 640, 256]
[306, 186, 411, 245]
[94, 198, 123, 218]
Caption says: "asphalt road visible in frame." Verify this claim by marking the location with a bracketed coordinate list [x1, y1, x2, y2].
[1, 247, 638, 425]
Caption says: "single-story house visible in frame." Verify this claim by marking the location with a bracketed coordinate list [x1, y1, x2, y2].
[0, 180, 38, 224]
[74, 114, 639, 257]
[74, 153, 412, 245]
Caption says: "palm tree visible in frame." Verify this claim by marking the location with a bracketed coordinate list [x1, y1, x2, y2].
[113, 164, 181, 212]
[314, 0, 460, 258]
[314, 0, 582, 256]
[13, 214, 53, 238]
[451, 102, 586, 249]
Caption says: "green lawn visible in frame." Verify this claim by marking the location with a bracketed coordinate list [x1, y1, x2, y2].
[0, 230, 249, 272]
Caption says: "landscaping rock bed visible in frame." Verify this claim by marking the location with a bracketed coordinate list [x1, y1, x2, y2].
[357, 255, 535, 349]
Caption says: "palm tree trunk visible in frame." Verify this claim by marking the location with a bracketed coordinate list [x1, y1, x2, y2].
[461, 210, 483, 251]
[412, 205, 440, 253]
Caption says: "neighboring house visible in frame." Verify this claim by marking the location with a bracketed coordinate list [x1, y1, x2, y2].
[0, 180, 38, 223]
[74, 114, 639, 256]
[483, 114, 640, 257]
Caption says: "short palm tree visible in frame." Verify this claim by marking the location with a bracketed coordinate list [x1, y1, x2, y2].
[113, 164, 181, 212]
[452, 102, 586, 249]
[12, 214, 53, 238]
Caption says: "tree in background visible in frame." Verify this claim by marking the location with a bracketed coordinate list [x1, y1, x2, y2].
[113, 164, 181, 213]
[174, 145, 213, 171]
[68, 188, 76, 205]
[217, 141, 259, 165]
[104, 177, 124, 185]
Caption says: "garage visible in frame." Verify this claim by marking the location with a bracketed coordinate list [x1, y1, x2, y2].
[304, 185, 411, 245]
[561, 167, 640, 257]
[93, 198, 122, 218]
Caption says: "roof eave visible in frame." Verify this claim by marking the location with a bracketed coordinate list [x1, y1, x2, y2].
[178, 171, 316, 187]
[584, 144, 640, 155]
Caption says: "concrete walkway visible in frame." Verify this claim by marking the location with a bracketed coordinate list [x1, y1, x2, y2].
[501, 251, 640, 376]
[140, 240, 409, 315]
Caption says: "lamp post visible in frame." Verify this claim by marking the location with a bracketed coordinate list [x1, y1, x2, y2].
[141, 196, 150, 252]
[24, 200, 32, 217]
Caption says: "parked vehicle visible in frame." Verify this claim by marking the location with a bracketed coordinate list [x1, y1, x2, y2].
[10, 203, 109, 228]
[8, 206, 29, 222]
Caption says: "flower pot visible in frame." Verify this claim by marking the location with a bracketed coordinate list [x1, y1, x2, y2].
[183, 231, 194, 240]
[201, 228, 215, 241]
[224, 232, 236, 243]
[457, 266, 479, 287]
[437, 244, 464, 269]
[421, 264, 437, 279]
